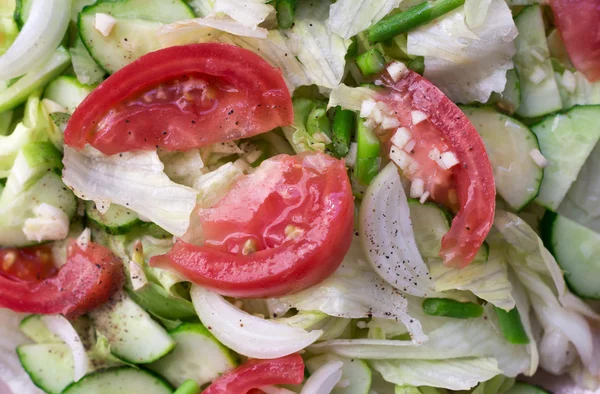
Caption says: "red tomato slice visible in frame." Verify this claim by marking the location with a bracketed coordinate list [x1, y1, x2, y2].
[64, 43, 293, 155]
[0, 240, 123, 316]
[151, 152, 354, 298]
[203, 354, 304, 394]
[0, 245, 58, 282]
[551, 0, 600, 82]
[378, 69, 496, 268]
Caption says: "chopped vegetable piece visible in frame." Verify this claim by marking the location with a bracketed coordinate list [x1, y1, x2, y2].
[276, 0, 297, 30]
[357, 48, 386, 76]
[423, 298, 484, 319]
[331, 107, 355, 158]
[173, 379, 200, 394]
[354, 115, 381, 185]
[494, 307, 530, 345]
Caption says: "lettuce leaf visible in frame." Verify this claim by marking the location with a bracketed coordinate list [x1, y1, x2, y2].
[407, 0, 517, 103]
[327, 0, 402, 40]
[62, 146, 197, 237]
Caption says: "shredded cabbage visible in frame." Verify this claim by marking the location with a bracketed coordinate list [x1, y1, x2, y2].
[327, 0, 402, 40]
[212, 0, 273, 29]
[407, 0, 517, 103]
[328, 84, 379, 112]
[62, 146, 197, 237]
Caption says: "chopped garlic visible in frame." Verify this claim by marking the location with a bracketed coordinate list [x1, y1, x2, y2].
[410, 178, 425, 198]
[387, 61, 408, 82]
[530, 48, 547, 62]
[530, 148, 549, 168]
[23, 203, 70, 243]
[372, 105, 384, 124]
[381, 116, 401, 130]
[561, 70, 577, 93]
[94, 13, 117, 37]
[419, 191, 430, 204]
[390, 147, 419, 174]
[439, 151, 459, 170]
[360, 99, 377, 118]
[390, 127, 412, 149]
[528, 66, 547, 85]
[345, 142, 358, 167]
[428, 147, 441, 161]
[411, 110, 428, 125]
[76, 228, 91, 251]
[404, 139, 416, 153]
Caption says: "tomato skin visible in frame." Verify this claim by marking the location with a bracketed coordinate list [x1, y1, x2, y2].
[0, 240, 123, 317]
[380, 69, 496, 268]
[151, 153, 354, 298]
[551, 0, 600, 82]
[64, 43, 293, 155]
[0, 245, 57, 282]
[202, 354, 304, 394]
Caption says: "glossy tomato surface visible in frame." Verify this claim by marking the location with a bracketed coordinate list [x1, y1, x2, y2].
[379, 69, 496, 268]
[152, 152, 354, 298]
[551, 0, 600, 82]
[0, 240, 123, 316]
[64, 43, 293, 155]
[203, 354, 304, 394]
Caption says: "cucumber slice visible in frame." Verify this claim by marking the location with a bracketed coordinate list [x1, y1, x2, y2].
[43, 76, 94, 114]
[90, 293, 176, 364]
[85, 201, 142, 235]
[408, 200, 488, 263]
[0, 47, 71, 112]
[305, 354, 372, 394]
[19, 314, 61, 344]
[462, 106, 543, 210]
[17, 343, 74, 394]
[0, 172, 77, 247]
[541, 211, 600, 299]
[127, 283, 197, 322]
[490, 68, 521, 115]
[513, 5, 563, 118]
[504, 382, 549, 394]
[78, 0, 194, 74]
[149, 323, 237, 387]
[558, 142, 600, 233]
[532, 105, 600, 211]
[62, 367, 174, 394]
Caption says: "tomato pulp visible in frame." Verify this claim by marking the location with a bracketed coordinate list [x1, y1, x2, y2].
[378, 68, 496, 268]
[64, 43, 293, 155]
[151, 152, 354, 298]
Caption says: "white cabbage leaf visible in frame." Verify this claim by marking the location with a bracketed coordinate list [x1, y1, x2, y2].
[327, 0, 402, 40]
[464, 0, 492, 28]
[558, 142, 600, 233]
[371, 357, 502, 390]
[62, 146, 197, 237]
[407, 0, 517, 103]
[212, 0, 274, 28]
[327, 84, 379, 112]
[269, 236, 428, 344]
[310, 313, 531, 378]
[494, 210, 600, 382]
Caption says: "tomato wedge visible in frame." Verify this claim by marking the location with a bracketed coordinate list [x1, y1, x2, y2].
[551, 0, 600, 82]
[0, 240, 123, 316]
[0, 244, 58, 282]
[378, 68, 495, 268]
[203, 354, 304, 394]
[64, 43, 293, 155]
[151, 152, 354, 298]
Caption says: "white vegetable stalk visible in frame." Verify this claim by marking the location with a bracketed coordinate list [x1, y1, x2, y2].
[0, 0, 72, 81]
[359, 163, 433, 297]
[41, 315, 89, 382]
[300, 361, 344, 394]
[191, 285, 323, 359]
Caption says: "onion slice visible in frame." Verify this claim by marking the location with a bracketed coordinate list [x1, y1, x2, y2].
[191, 285, 323, 359]
[359, 162, 433, 297]
[41, 315, 88, 382]
[300, 360, 343, 394]
[0, 0, 71, 81]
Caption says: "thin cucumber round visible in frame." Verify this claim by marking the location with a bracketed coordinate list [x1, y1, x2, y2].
[541, 211, 600, 299]
[85, 200, 142, 235]
[305, 354, 372, 394]
[18, 343, 74, 394]
[462, 106, 543, 211]
[19, 314, 61, 344]
[149, 323, 238, 387]
[62, 367, 174, 394]
[43, 76, 94, 114]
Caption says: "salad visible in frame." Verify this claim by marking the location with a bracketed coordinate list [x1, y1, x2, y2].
[0, 0, 599, 393]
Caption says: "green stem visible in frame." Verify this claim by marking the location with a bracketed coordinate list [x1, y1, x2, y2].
[367, 0, 466, 43]
[356, 48, 386, 76]
[408, 57, 425, 75]
[494, 307, 530, 344]
[276, 0, 297, 29]
[422, 298, 483, 319]
[331, 107, 355, 158]
[174, 379, 200, 394]
[354, 116, 380, 185]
